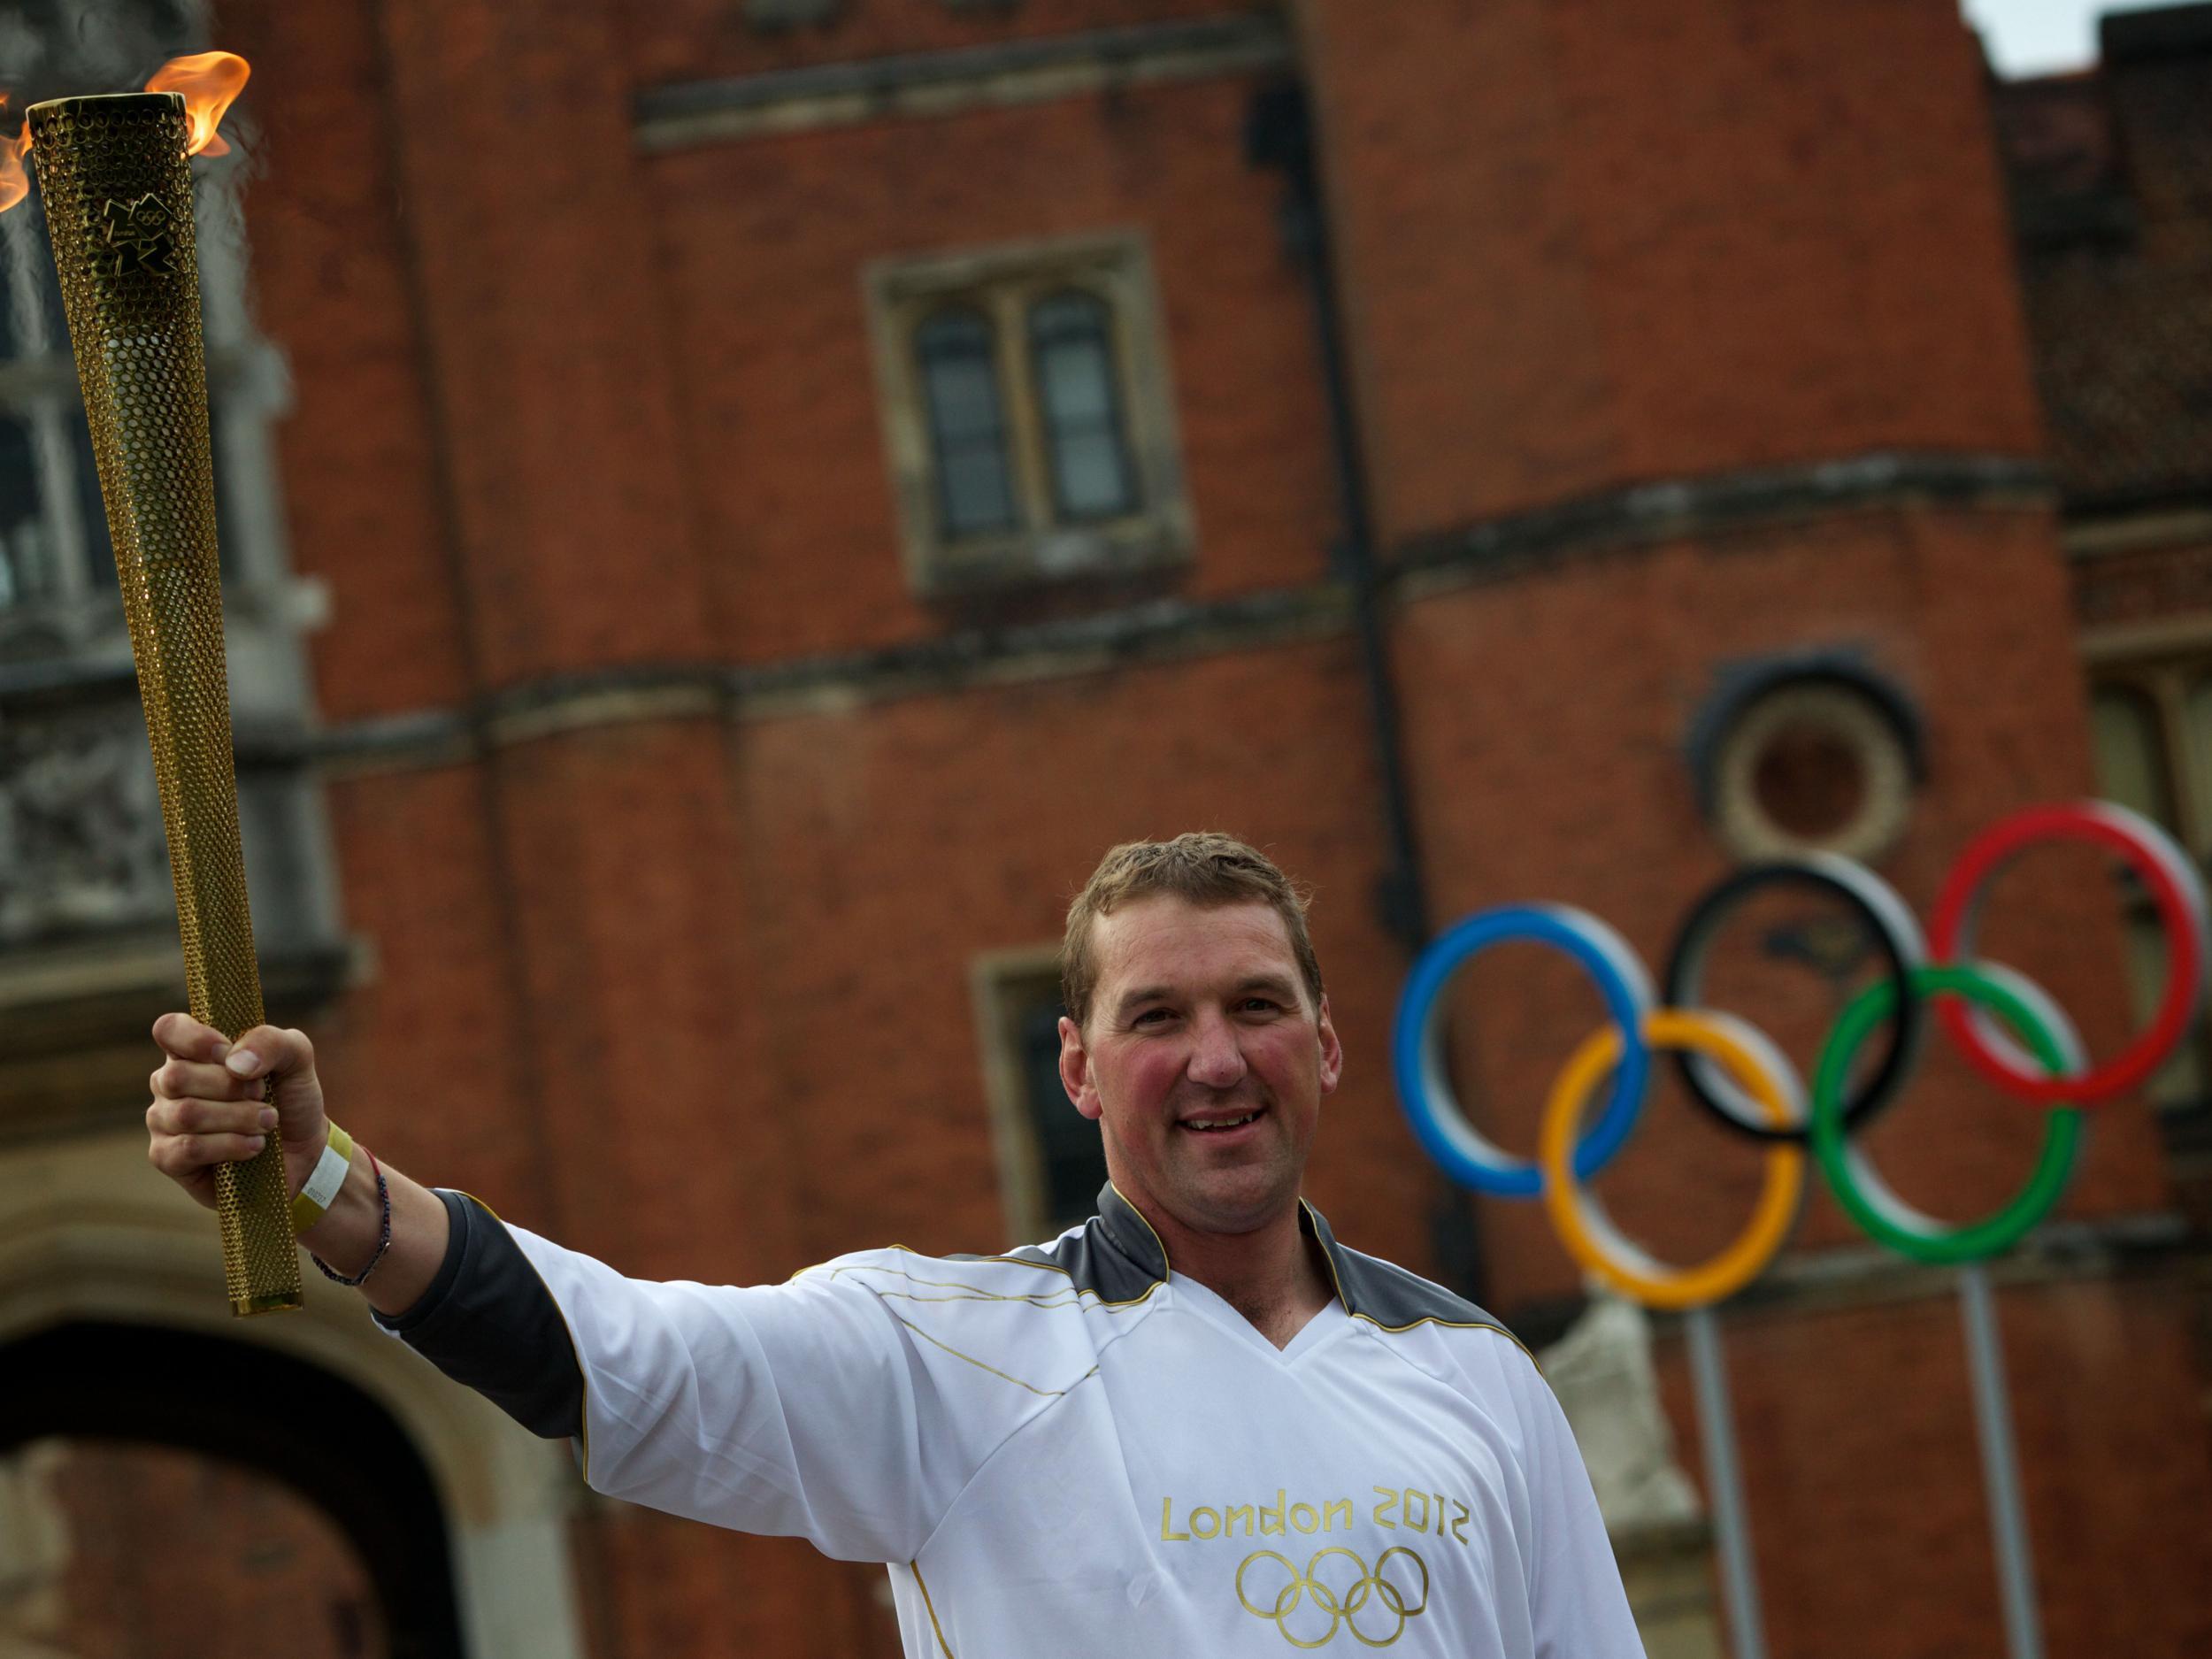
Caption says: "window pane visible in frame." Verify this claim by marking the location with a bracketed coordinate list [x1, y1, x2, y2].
[1018, 994, 1106, 1238]
[1050, 431, 1132, 519]
[1028, 292, 1135, 522]
[917, 309, 1018, 538]
[0, 414, 48, 608]
[2126, 910, 2207, 1109]
[1037, 334, 1114, 423]
[939, 446, 1017, 536]
[926, 352, 1002, 442]
[2090, 687, 2176, 829]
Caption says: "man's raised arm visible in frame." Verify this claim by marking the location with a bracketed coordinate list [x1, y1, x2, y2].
[143, 1013, 449, 1317]
[144, 1013, 586, 1441]
[141, 1012, 1000, 1562]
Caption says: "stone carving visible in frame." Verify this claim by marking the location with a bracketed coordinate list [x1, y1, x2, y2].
[1538, 1293, 1704, 1537]
[0, 1441, 73, 1659]
[0, 701, 172, 942]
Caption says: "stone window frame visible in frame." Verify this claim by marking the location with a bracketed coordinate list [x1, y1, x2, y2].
[2083, 618, 2212, 860]
[969, 945, 1109, 1246]
[1687, 656, 1924, 866]
[2082, 615, 2212, 1114]
[865, 230, 1193, 599]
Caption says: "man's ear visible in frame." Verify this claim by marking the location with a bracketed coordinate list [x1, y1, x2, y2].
[1058, 1016, 1103, 1121]
[1316, 995, 1344, 1096]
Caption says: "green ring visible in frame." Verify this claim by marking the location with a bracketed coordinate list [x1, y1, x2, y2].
[1810, 964, 2083, 1264]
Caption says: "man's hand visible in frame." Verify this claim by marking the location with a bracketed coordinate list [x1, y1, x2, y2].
[145, 1015, 328, 1211]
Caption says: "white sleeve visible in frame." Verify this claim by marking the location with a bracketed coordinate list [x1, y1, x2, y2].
[509, 1226, 1000, 1564]
[1505, 1354, 1649, 1658]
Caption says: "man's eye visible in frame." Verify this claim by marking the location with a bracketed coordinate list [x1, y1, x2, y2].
[1133, 1009, 1172, 1026]
[1240, 998, 1280, 1014]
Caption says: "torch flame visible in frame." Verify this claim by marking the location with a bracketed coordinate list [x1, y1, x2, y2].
[0, 50, 247, 215]
[0, 99, 27, 215]
[146, 50, 249, 157]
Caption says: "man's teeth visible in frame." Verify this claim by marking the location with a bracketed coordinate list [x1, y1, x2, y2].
[1187, 1112, 1259, 1130]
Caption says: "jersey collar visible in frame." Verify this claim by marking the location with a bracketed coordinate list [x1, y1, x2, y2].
[1093, 1183, 1363, 1317]
[1096, 1182, 1172, 1283]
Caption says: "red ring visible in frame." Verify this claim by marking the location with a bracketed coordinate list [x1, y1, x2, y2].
[1930, 802, 2205, 1104]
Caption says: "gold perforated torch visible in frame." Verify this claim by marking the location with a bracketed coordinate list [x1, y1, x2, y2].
[6, 58, 292, 1315]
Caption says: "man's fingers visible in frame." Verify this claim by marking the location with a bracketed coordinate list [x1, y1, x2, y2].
[151, 1011, 231, 1064]
[148, 1127, 267, 1175]
[221, 1024, 313, 1083]
[150, 1057, 257, 1103]
[146, 1095, 278, 1139]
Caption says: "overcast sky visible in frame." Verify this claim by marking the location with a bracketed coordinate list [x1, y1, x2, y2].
[1962, 0, 2178, 75]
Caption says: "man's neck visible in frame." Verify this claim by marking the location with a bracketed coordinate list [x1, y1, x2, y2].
[1133, 1195, 1338, 1350]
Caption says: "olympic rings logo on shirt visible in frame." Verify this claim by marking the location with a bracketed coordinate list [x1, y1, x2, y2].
[1390, 802, 2211, 1309]
[1234, 1545, 1431, 1648]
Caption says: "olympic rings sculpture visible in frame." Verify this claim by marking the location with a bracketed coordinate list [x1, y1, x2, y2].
[1391, 802, 2209, 1309]
[1235, 1545, 1431, 1648]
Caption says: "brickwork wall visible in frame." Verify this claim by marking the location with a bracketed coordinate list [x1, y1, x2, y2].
[98, 0, 2208, 1654]
[1296, 0, 2047, 541]
[1654, 1276, 2212, 1659]
[38, 1440, 383, 1659]
[642, 75, 1340, 661]
[618, 0, 1243, 88]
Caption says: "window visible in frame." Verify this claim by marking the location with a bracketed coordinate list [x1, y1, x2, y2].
[2086, 657, 2212, 1112]
[972, 951, 1109, 1243]
[0, 5, 343, 1009]
[1687, 659, 1924, 864]
[0, 176, 118, 618]
[867, 233, 1191, 596]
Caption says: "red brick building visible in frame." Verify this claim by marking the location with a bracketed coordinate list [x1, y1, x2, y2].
[2, 2, 2209, 1655]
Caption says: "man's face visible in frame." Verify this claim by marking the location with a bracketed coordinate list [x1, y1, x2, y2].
[1058, 895, 1342, 1238]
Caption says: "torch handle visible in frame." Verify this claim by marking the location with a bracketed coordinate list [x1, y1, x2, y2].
[29, 92, 301, 1315]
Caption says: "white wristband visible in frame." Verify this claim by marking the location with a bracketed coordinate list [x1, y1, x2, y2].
[290, 1122, 355, 1234]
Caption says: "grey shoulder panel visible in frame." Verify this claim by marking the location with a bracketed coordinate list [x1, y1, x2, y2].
[1301, 1200, 1517, 1339]
[961, 1182, 1169, 1304]
[988, 1226, 1158, 1304]
[373, 1190, 585, 1440]
[1330, 1245, 1512, 1333]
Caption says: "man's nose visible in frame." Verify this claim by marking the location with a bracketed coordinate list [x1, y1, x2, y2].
[1187, 1009, 1248, 1088]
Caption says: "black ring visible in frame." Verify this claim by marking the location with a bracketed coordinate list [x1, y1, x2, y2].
[1663, 856, 1926, 1143]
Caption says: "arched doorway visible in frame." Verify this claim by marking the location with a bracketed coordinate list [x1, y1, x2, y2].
[0, 1319, 467, 1657]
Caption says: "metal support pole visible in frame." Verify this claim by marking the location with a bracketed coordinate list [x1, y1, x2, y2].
[1685, 1306, 1766, 1659]
[1958, 1265, 2044, 1659]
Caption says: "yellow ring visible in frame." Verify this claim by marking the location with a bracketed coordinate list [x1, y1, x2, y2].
[1539, 1010, 1806, 1310]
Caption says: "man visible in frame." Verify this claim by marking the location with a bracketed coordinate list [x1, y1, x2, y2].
[146, 833, 1645, 1655]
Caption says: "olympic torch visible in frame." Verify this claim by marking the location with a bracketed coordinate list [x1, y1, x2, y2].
[13, 63, 293, 1315]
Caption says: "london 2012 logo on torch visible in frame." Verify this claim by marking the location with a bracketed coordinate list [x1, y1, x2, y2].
[93, 193, 178, 279]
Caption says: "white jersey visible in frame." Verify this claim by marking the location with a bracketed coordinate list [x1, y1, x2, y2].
[482, 1186, 1645, 1658]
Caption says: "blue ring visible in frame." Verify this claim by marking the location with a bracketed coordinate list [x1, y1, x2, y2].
[1392, 905, 1655, 1198]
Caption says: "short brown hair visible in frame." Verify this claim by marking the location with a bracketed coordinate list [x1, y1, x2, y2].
[1060, 833, 1324, 1029]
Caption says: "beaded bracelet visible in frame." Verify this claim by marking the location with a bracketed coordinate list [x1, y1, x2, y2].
[311, 1146, 392, 1288]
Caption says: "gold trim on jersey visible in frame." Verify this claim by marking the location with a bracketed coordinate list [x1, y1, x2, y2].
[887, 1310, 1102, 1399]
[909, 1559, 956, 1657]
[812, 1256, 1151, 1312]
[1105, 1179, 1174, 1276]
[789, 1240, 1167, 1310]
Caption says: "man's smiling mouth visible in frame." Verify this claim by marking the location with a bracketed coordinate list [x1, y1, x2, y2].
[1182, 1109, 1263, 1133]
